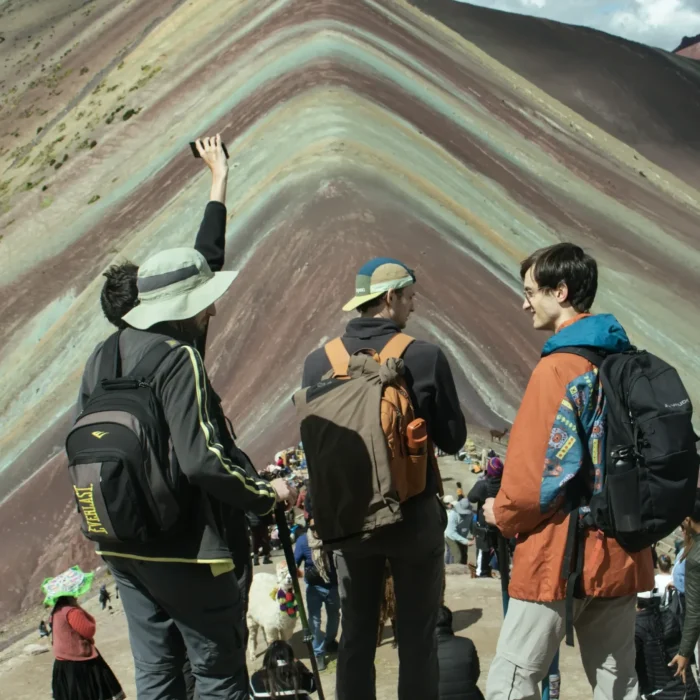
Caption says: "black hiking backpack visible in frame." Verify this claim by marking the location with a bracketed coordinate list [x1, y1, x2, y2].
[65, 331, 183, 546]
[553, 346, 699, 551]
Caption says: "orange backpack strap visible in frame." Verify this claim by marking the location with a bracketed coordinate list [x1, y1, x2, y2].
[379, 333, 415, 363]
[324, 337, 350, 377]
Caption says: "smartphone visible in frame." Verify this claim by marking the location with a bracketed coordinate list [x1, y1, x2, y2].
[189, 141, 229, 159]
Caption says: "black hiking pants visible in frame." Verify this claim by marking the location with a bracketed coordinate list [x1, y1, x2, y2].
[333, 494, 447, 700]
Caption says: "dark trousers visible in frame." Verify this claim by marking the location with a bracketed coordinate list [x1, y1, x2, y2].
[251, 524, 271, 559]
[107, 557, 248, 700]
[183, 562, 252, 700]
[446, 538, 468, 566]
[333, 495, 446, 700]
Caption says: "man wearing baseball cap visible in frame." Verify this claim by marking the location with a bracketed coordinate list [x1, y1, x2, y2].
[76, 248, 296, 700]
[301, 257, 466, 700]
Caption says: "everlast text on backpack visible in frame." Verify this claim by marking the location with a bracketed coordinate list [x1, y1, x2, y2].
[553, 345, 700, 552]
[66, 331, 183, 545]
[293, 334, 439, 543]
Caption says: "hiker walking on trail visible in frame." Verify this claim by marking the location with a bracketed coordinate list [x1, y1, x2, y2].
[99, 584, 113, 612]
[73, 243, 296, 699]
[468, 453, 503, 578]
[443, 495, 471, 566]
[298, 257, 466, 700]
[294, 505, 340, 671]
[248, 512, 273, 566]
[484, 243, 658, 699]
[49, 595, 125, 700]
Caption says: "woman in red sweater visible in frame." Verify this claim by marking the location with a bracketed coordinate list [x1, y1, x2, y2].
[49, 596, 125, 700]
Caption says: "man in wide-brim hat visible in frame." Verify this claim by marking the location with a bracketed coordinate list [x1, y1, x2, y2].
[76, 248, 296, 700]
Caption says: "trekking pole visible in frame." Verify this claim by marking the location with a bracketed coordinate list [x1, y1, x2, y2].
[542, 650, 560, 700]
[497, 532, 510, 615]
[275, 505, 326, 700]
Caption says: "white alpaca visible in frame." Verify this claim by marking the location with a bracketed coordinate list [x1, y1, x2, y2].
[247, 562, 299, 661]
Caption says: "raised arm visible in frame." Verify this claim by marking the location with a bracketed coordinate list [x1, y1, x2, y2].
[194, 134, 229, 272]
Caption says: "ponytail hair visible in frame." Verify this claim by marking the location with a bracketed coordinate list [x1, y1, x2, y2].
[260, 641, 303, 699]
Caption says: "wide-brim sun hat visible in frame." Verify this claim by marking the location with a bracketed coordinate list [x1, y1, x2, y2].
[343, 257, 416, 312]
[123, 247, 238, 330]
[443, 495, 455, 506]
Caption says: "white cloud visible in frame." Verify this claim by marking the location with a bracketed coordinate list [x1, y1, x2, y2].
[451, 0, 700, 49]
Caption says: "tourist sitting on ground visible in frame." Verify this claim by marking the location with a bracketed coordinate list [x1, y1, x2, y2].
[250, 640, 317, 699]
[636, 593, 699, 700]
[39, 619, 51, 638]
[436, 606, 485, 700]
[49, 595, 125, 700]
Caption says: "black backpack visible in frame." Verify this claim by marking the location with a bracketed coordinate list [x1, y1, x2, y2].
[553, 346, 699, 646]
[553, 346, 699, 552]
[65, 331, 183, 546]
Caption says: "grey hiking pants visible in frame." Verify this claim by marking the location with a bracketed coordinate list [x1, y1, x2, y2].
[106, 557, 247, 700]
[486, 596, 639, 700]
[333, 494, 447, 700]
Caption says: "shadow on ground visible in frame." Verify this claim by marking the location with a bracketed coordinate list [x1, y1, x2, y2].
[452, 608, 483, 632]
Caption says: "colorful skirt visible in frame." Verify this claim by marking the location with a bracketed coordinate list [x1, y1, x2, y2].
[52, 654, 125, 700]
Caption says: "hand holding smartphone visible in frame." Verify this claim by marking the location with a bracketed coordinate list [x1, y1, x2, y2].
[189, 138, 229, 159]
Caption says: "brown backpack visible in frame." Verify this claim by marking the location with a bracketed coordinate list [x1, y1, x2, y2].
[294, 333, 442, 543]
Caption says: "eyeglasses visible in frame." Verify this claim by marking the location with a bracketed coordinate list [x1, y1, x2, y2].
[524, 286, 549, 300]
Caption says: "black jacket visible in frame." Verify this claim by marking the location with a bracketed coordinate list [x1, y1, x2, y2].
[302, 318, 466, 494]
[250, 662, 316, 699]
[636, 601, 699, 699]
[436, 626, 485, 700]
[467, 480, 488, 508]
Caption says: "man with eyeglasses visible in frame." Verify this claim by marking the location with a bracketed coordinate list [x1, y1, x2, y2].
[483, 242, 652, 700]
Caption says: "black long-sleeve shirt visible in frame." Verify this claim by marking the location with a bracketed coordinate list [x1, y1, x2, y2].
[302, 318, 466, 454]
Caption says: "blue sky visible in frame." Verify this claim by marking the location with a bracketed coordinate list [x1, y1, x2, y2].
[452, 0, 700, 50]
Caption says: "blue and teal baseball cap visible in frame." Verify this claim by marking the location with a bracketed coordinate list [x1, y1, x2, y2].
[342, 257, 416, 312]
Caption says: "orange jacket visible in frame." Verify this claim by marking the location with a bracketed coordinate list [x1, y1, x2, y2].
[493, 314, 654, 601]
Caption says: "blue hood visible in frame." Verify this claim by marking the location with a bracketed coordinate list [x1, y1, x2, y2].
[542, 313, 631, 357]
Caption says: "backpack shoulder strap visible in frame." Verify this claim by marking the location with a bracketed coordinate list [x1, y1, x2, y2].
[547, 346, 606, 367]
[324, 338, 350, 377]
[130, 339, 182, 380]
[98, 331, 123, 380]
[379, 333, 415, 363]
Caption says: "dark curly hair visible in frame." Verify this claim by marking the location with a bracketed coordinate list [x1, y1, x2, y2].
[520, 242, 598, 313]
[100, 262, 139, 329]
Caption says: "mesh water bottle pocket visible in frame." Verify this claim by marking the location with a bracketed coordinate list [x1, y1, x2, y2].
[606, 467, 642, 534]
